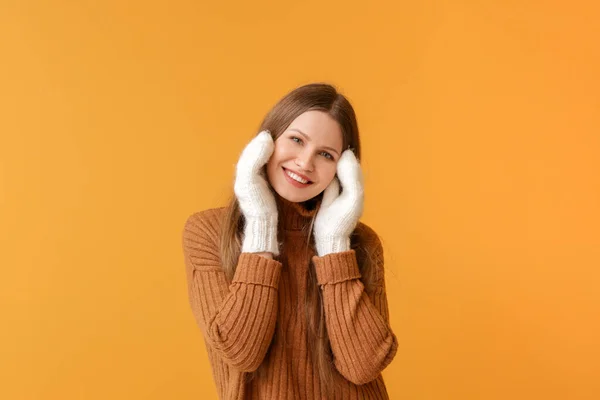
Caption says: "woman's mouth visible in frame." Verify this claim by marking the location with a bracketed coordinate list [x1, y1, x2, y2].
[282, 167, 313, 188]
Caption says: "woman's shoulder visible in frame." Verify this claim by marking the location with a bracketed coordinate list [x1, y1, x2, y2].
[353, 221, 383, 250]
[185, 206, 227, 223]
[351, 221, 386, 287]
[183, 206, 228, 241]
[182, 207, 228, 271]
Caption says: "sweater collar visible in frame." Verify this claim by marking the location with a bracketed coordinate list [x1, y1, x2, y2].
[275, 192, 322, 232]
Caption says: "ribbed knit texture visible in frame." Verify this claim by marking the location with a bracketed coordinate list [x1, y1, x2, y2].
[182, 195, 398, 399]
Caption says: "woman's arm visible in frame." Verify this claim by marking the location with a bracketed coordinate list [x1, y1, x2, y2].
[311, 234, 398, 385]
[182, 209, 281, 372]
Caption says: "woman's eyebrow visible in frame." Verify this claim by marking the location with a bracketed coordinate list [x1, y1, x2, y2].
[288, 128, 340, 156]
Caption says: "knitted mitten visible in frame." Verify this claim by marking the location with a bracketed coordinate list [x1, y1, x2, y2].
[313, 149, 365, 256]
[233, 130, 280, 256]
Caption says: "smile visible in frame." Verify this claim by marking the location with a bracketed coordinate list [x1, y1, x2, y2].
[282, 167, 313, 187]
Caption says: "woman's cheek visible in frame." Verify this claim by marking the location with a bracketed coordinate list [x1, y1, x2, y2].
[280, 145, 296, 159]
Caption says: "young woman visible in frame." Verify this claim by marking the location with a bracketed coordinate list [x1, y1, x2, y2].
[182, 83, 398, 399]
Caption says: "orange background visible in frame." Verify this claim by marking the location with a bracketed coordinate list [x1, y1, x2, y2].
[1, 1, 599, 399]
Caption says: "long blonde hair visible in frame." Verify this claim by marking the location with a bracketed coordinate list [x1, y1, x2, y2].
[219, 82, 380, 395]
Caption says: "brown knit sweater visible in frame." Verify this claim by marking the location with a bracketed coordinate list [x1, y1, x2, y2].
[182, 194, 398, 399]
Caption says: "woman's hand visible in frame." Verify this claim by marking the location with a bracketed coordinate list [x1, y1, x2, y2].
[313, 149, 365, 256]
[234, 130, 280, 256]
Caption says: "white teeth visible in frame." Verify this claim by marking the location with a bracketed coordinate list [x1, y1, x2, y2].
[285, 169, 308, 184]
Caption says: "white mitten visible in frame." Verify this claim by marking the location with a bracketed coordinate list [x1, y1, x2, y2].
[233, 130, 280, 256]
[313, 149, 365, 256]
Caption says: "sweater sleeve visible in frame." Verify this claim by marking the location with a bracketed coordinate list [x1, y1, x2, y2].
[182, 210, 282, 372]
[311, 235, 398, 385]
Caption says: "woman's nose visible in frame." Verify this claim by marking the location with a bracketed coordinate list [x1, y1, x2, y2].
[295, 151, 314, 172]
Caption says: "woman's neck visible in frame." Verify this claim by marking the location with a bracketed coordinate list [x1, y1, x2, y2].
[275, 193, 322, 232]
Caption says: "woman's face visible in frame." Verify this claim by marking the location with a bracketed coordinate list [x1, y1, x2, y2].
[266, 110, 344, 203]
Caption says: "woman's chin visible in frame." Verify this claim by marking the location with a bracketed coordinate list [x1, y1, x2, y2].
[275, 187, 314, 203]
[279, 193, 306, 203]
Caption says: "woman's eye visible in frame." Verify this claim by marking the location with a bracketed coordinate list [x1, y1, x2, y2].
[291, 136, 334, 160]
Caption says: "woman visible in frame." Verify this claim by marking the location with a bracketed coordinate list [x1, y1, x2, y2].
[182, 83, 398, 399]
